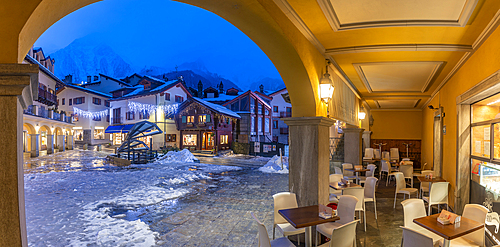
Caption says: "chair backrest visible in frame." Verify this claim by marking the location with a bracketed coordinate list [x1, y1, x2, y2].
[462, 204, 489, 246]
[366, 164, 376, 177]
[251, 212, 271, 247]
[421, 170, 433, 189]
[364, 148, 374, 159]
[429, 182, 449, 205]
[329, 174, 343, 194]
[364, 177, 378, 199]
[337, 195, 359, 225]
[381, 160, 390, 172]
[401, 226, 434, 247]
[390, 148, 399, 161]
[402, 161, 413, 166]
[374, 149, 381, 159]
[402, 158, 410, 161]
[328, 220, 358, 247]
[334, 166, 343, 175]
[342, 187, 365, 211]
[382, 151, 390, 160]
[342, 163, 353, 176]
[401, 199, 428, 231]
[394, 172, 407, 192]
[422, 163, 431, 170]
[272, 192, 298, 225]
[399, 164, 413, 178]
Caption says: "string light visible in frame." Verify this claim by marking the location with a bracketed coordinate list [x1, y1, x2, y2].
[128, 101, 178, 115]
[73, 107, 109, 119]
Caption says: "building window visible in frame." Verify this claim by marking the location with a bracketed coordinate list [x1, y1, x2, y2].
[92, 97, 102, 105]
[258, 117, 262, 132]
[92, 115, 101, 121]
[175, 95, 184, 103]
[74, 97, 85, 105]
[165, 93, 170, 101]
[183, 134, 197, 146]
[139, 112, 150, 120]
[62, 98, 65, 105]
[105, 100, 110, 107]
[126, 111, 135, 120]
[265, 118, 270, 133]
[198, 114, 211, 123]
[251, 116, 255, 133]
[273, 120, 278, 129]
[74, 129, 83, 141]
[273, 106, 278, 112]
[69, 99, 73, 105]
[94, 129, 104, 140]
[220, 135, 228, 144]
[165, 134, 177, 142]
[187, 116, 194, 123]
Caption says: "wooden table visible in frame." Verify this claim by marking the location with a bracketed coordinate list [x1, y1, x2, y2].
[345, 168, 370, 184]
[279, 205, 340, 247]
[329, 182, 362, 190]
[413, 214, 484, 247]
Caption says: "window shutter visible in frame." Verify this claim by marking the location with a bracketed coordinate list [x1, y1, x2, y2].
[82, 97, 85, 103]
[182, 116, 186, 123]
[206, 115, 211, 122]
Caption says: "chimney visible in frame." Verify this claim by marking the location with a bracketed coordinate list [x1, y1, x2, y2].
[94, 75, 99, 81]
[259, 84, 264, 93]
[87, 76, 91, 84]
[198, 80, 203, 98]
[63, 75, 73, 84]
[219, 81, 224, 94]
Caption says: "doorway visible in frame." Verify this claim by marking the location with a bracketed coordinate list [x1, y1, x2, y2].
[202, 132, 214, 150]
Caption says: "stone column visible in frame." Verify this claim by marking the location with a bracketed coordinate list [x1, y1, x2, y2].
[57, 135, 66, 151]
[30, 134, 39, 157]
[283, 117, 335, 207]
[0, 63, 39, 247]
[343, 128, 364, 165]
[66, 135, 74, 150]
[362, 131, 372, 150]
[46, 135, 54, 154]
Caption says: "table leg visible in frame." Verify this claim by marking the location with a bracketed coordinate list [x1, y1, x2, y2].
[356, 172, 359, 184]
[305, 226, 312, 247]
[442, 239, 450, 247]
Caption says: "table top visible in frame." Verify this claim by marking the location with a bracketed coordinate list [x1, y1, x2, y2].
[329, 182, 362, 190]
[278, 205, 340, 229]
[418, 176, 446, 183]
[345, 168, 370, 172]
[413, 214, 484, 240]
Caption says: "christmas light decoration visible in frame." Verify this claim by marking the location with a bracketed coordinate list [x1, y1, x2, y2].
[128, 101, 178, 115]
[73, 107, 109, 119]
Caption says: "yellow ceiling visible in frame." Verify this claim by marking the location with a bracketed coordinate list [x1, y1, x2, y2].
[279, 0, 500, 109]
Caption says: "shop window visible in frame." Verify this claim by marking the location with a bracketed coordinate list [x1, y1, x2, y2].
[183, 134, 197, 146]
[74, 129, 83, 141]
[94, 129, 104, 140]
[220, 135, 228, 144]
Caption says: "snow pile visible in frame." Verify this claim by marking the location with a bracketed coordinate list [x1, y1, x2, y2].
[258, 155, 289, 174]
[156, 149, 199, 163]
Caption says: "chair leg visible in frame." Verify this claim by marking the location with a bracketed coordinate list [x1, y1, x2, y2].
[411, 178, 413, 188]
[363, 210, 366, 232]
[374, 199, 378, 219]
[394, 193, 397, 208]
[447, 204, 449, 211]
[298, 234, 300, 245]
[428, 204, 431, 215]
[273, 225, 275, 239]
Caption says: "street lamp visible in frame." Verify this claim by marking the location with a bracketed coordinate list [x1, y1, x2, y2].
[320, 60, 334, 102]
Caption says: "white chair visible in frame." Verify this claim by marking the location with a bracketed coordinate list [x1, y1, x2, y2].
[402, 158, 410, 161]
[359, 164, 376, 186]
[363, 148, 374, 161]
[343, 187, 366, 231]
[401, 226, 435, 247]
[399, 164, 414, 188]
[318, 220, 358, 247]
[382, 151, 390, 161]
[394, 172, 418, 208]
[419, 170, 434, 198]
[272, 192, 305, 243]
[413, 163, 429, 177]
[329, 174, 343, 202]
[373, 149, 381, 159]
[438, 204, 488, 247]
[380, 160, 395, 186]
[401, 199, 443, 246]
[316, 195, 358, 245]
[252, 212, 295, 247]
[342, 163, 357, 183]
[390, 148, 400, 162]
[334, 166, 343, 175]
[364, 177, 378, 219]
[423, 182, 449, 215]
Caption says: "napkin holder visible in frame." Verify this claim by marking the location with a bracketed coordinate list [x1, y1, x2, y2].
[341, 178, 349, 185]
[437, 210, 461, 225]
[319, 204, 334, 219]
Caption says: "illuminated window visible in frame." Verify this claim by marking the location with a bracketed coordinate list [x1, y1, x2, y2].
[199, 115, 206, 123]
[94, 129, 104, 140]
[183, 134, 197, 146]
[187, 116, 194, 123]
[220, 135, 228, 144]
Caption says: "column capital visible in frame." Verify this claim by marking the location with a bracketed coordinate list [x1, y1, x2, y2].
[282, 116, 335, 127]
[0, 63, 39, 109]
[343, 127, 365, 133]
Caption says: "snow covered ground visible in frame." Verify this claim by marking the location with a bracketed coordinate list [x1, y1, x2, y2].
[258, 155, 289, 174]
[23, 150, 251, 246]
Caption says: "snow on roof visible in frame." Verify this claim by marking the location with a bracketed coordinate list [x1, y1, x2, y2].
[191, 97, 240, 119]
[63, 84, 112, 98]
[205, 92, 241, 103]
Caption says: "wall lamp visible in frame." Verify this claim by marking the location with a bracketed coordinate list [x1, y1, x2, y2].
[359, 108, 366, 120]
[320, 60, 334, 103]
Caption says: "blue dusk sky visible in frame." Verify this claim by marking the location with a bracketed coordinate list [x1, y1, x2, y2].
[34, 0, 282, 88]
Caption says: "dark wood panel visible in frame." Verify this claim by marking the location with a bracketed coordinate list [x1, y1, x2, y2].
[370, 139, 422, 169]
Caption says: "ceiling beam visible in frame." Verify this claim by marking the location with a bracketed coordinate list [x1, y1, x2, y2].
[326, 44, 473, 55]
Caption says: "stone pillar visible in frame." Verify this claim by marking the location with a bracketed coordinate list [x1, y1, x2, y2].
[0, 63, 39, 247]
[343, 128, 364, 165]
[29, 134, 39, 157]
[283, 117, 335, 207]
[83, 129, 91, 145]
[66, 135, 74, 150]
[57, 135, 66, 151]
[362, 130, 372, 150]
[46, 135, 54, 154]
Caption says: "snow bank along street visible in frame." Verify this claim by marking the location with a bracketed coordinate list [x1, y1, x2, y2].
[24, 150, 288, 246]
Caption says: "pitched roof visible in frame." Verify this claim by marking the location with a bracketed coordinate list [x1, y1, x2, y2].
[100, 73, 132, 86]
[222, 90, 271, 109]
[268, 88, 287, 97]
[24, 54, 64, 85]
[57, 83, 112, 98]
[109, 79, 192, 101]
[182, 97, 240, 119]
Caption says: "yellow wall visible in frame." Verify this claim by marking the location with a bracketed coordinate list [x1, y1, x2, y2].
[370, 111, 422, 140]
[421, 15, 500, 209]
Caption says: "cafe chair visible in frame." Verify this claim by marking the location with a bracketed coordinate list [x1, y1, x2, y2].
[394, 172, 418, 208]
[413, 163, 429, 177]
[419, 170, 434, 198]
[374, 149, 381, 159]
[390, 148, 400, 162]
[343, 187, 366, 231]
[402, 158, 411, 161]
[437, 204, 488, 247]
[363, 148, 374, 161]
[380, 160, 394, 186]
[329, 174, 343, 203]
[382, 151, 390, 161]
[359, 164, 376, 186]
[399, 164, 414, 188]
[342, 163, 358, 184]
[422, 182, 449, 215]
[252, 212, 295, 247]
[364, 177, 378, 219]
[316, 195, 358, 247]
[400, 226, 435, 247]
[334, 166, 343, 175]
[318, 220, 359, 247]
[401, 199, 443, 246]
[272, 192, 305, 244]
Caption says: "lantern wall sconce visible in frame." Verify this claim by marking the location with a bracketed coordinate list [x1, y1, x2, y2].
[320, 60, 334, 103]
[359, 107, 366, 120]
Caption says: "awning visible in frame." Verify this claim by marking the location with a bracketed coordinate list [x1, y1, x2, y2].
[121, 124, 134, 133]
[105, 124, 135, 133]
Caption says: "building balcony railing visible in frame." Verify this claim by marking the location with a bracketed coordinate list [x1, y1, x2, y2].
[279, 112, 292, 118]
[36, 87, 57, 106]
[280, 127, 289, 134]
[111, 117, 123, 125]
[23, 105, 72, 123]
